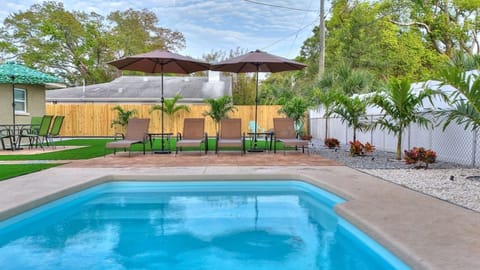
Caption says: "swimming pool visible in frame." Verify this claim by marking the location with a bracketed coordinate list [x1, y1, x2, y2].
[0, 180, 410, 270]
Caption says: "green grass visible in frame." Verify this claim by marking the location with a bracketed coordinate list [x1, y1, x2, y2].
[0, 139, 114, 160]
[0, 138, 286, 161]
[0, 164, 61, 181]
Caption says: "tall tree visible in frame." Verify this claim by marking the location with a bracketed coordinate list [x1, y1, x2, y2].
[202, 48, 256, 105]
[390, 0, 480, 58]
[326, 0, 443, 81]
[0, 2, 185, 85]
[108, 8, 185, 59]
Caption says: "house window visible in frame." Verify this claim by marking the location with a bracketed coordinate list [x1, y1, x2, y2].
[14, 88, 26, 113]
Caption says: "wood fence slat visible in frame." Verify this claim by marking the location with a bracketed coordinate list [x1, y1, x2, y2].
[46, 104, 284, 137]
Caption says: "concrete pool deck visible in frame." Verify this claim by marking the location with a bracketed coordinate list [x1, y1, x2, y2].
[0, 153, 479, 269]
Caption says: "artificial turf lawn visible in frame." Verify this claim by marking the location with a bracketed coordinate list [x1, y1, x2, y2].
[0, 138, 284, 160]
[0, 139, 114, 160]
[0, 164, 61, 181]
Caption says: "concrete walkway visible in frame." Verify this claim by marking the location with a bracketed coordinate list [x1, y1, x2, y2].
[0, 153, 479, 270]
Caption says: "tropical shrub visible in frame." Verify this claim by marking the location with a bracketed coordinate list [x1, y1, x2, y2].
[111, 106, 137, 134]
[404, 147, 437, 169]
[349, 140, 375, 156]
[203, 96, 237, 132]
[332, 94, 370, 142]
[324, 137, 340, 148]
[278, 96, 312, 136]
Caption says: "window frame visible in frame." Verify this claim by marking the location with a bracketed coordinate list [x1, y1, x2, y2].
[14, 87, 27, 114]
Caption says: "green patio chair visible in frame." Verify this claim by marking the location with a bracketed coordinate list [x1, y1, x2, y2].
[19, 116, 43, 138]
[0, 127, 13, 150]
[19, 115, 53, 149]
[47, 115, 65, 148]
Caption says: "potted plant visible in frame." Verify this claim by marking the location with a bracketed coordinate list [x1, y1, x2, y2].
[324, 137, 340, 148]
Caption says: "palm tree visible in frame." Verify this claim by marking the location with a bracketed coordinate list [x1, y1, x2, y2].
[370, 78, 447, 160]
[436, 61, 480, 131]
[150, 94, 190, 130]
[312, 88, 339, 140]
[203, 96, 237, 132]
[111, 106, 137, 133]
[332, 93, 369, 143]
[278, 96, 312, 136]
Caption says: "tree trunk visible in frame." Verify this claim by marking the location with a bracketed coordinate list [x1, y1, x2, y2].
[396, 131, 402, 160]
[353, 128, 356, 142]
[324, 117, 328, 141]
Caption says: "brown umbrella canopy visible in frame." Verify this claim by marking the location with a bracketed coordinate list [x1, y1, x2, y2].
[108, 50, 210, 153]
[108, 50, 210, 73]
[210, 49, 306, 73]
[211, 50, 307, 151]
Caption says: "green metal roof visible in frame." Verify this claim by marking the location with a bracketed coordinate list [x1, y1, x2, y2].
[0, 61, 62, 85]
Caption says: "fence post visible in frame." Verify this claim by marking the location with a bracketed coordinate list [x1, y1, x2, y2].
[472, 129, 477, 167]
[345, 124, 348, 145]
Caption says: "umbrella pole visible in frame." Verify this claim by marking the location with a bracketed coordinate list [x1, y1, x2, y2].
[248, 65, 264, 152]
[11, 76, 17, 151]
[155, 65, 171, 154]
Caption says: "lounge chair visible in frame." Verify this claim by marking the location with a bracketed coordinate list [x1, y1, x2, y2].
[273, 118, 309, 154]
[175, 118, 208, 155]
[216, 118, 245, 155]
[47, 115, 65, 148]
[105, 118, 150, 157]
[19, 115, 53, 149]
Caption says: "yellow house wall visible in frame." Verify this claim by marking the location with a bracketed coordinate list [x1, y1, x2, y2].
[0, 84, 45, 124]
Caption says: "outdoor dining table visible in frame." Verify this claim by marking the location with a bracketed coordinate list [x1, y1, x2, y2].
[0, 123, 39, 150]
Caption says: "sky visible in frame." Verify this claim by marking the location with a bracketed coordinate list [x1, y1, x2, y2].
[0, 0, 321, 60]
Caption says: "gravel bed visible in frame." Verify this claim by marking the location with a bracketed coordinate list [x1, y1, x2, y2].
[309, 139, 480, 212]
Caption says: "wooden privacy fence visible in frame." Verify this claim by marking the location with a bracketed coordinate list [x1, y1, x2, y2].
[46, 104, 283, 137]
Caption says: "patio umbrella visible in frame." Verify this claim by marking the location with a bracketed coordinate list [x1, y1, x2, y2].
[211, 50, 306, 151]
[108, 50, 210, 154]
[0, 61, 62, 150]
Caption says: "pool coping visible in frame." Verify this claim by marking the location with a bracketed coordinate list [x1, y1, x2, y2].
[0, 166, 479, 270]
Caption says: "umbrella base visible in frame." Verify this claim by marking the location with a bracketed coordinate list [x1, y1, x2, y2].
[154, 150, 171, 154]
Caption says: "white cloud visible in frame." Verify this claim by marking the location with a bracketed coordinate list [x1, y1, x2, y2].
[1, 0, 320, 59]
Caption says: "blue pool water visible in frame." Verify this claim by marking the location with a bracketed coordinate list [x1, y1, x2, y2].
[0, 181, 410, 270]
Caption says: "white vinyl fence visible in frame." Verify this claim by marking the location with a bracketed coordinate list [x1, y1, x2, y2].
[309, 109, 479, 167]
